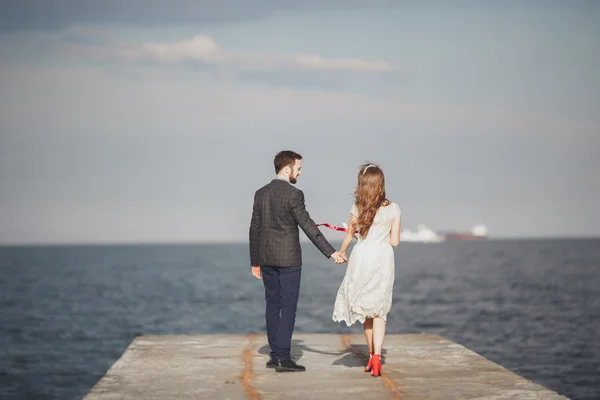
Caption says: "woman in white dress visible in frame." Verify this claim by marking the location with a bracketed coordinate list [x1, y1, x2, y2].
[332, 163, 401, 377]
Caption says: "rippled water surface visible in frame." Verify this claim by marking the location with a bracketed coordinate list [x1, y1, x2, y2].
[1, 239, 599, 399]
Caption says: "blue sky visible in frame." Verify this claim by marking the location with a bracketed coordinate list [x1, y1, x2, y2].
[0, 1, 599, 243]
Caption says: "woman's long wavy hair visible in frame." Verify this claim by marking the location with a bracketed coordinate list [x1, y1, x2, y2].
[353, 163, 389, 237]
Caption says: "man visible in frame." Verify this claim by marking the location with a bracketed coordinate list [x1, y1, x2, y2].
[249, 150, 346, 372]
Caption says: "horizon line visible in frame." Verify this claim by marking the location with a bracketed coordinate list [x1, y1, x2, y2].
[1, 235, 599, 248]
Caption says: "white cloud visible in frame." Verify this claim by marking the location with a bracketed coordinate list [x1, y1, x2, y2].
[133, 35, 224, 63]
[292, 53, 392, 72]
[121, 34, 396, 73]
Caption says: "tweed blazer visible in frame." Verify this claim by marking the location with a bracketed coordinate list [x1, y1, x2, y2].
[249, 178, 336, 267]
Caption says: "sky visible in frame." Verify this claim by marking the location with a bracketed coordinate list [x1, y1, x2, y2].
[1, 1, 599, 244]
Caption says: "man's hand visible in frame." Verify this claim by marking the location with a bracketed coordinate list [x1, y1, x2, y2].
[330, 251, 346, 264]
[251, 266, 262, 279]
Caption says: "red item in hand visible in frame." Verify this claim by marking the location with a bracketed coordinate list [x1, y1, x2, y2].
[315, 223, 347, 232]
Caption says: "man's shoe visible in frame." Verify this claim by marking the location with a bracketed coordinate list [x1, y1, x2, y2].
[275, 359, 306, 372]
[266, 358, 279, 368]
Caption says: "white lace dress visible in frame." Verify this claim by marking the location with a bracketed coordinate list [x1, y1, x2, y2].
[332, 202, 401, 326]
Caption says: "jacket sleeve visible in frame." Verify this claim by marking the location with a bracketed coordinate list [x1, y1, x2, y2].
[289, 189, 336, 258]
[249, 191, 261, 266]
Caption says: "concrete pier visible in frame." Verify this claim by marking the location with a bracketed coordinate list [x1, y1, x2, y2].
[83, 334, 568, 399]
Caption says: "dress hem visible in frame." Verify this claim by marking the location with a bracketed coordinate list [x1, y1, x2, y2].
[332, 312, 388, 327]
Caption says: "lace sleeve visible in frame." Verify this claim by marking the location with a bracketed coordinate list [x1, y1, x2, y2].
[350, 203, 358, 217]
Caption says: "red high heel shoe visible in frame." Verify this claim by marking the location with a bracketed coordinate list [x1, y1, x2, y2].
[371, 354, 382, 377]
[364, 351, 374, 372]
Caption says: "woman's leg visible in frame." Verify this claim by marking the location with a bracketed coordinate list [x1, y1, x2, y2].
[371, 317, 386, 375]
[363, 318, 374, 371]
[372, 317, 386, 355]
[363, 318, 374, 354]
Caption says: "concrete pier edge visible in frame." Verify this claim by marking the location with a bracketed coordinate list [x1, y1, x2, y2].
[83, 333, 569, 399]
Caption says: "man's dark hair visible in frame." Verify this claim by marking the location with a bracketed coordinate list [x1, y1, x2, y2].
[274, 150, 302, 174]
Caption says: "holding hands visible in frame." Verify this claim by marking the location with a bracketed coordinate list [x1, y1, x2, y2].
[331, 251, 347, 264]
[251, 250, 346, 280]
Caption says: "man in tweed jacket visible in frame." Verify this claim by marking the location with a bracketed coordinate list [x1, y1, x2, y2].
[249, 150, 345, 372]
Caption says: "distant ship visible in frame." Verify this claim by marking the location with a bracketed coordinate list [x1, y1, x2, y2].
[400, 224, 488, 243]
[439, 224, 489, 240]
[400, 224, 445, 243]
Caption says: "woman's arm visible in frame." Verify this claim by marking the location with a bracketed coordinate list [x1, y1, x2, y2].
[338, 213, 358, 258]
[389, 215, 401, 247]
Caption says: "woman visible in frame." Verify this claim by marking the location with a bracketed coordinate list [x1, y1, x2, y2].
[332, 163, 401, 377]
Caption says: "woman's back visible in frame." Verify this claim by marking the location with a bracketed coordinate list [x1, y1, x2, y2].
[352, 202, 401, 245]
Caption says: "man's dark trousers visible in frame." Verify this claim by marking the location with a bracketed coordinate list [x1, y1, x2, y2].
[261, 265, 301, 361]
